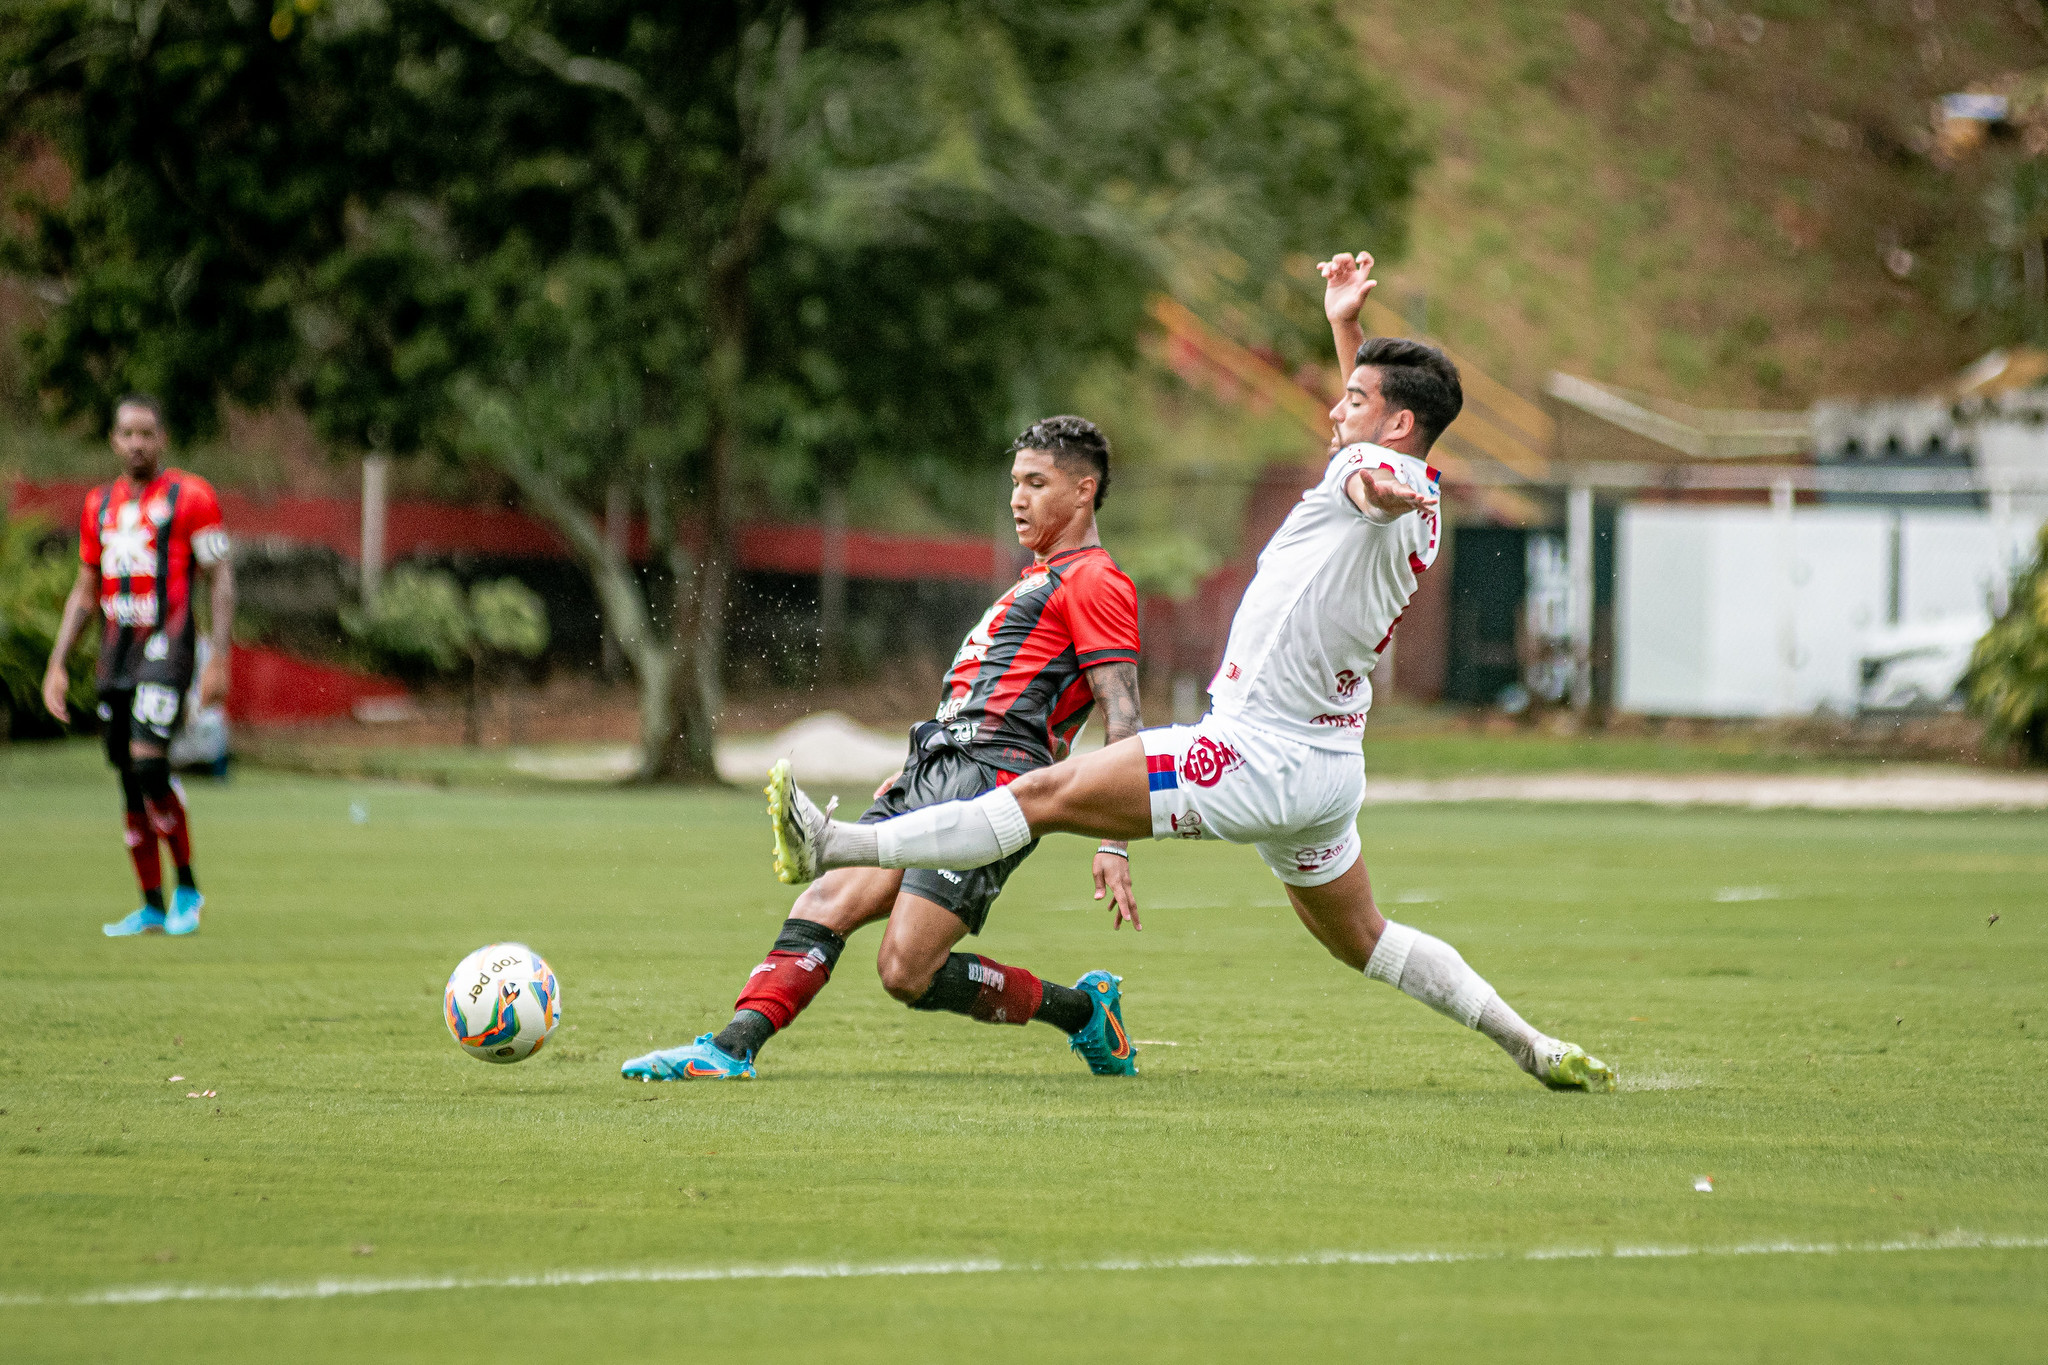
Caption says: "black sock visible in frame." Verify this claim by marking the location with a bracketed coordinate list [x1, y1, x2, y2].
[143, 888, 166, 913]
[175, 865, 197, 891]
[713, 1009, 776, 1059]
[908, 953, 982, 1015]
[1034, 980, 1094, 1034]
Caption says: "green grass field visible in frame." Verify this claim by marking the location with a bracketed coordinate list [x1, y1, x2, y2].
[3, 739, 2045, 1362]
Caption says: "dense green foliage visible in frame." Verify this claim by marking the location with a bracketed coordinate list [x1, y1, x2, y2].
[2, 742, 2046, 1359]
[341, 565, 547, 743]
[1, 0, 1419, 777]
[1966, 524, 2048, 763]
[0, 512, 92, 735]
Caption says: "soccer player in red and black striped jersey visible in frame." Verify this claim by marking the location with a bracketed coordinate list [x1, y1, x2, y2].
[623, 416, 1146, 1080]
[42, 396, 234, 937]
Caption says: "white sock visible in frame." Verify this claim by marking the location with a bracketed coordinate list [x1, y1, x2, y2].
[1365, 920, 1549, 1075]
[868, 788, 1033, 870]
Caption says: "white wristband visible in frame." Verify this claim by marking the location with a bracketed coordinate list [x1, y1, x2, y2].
[1096, 845, 1129, 859]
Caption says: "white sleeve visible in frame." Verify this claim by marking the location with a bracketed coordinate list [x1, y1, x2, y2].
[1326, 445, 1411, 526]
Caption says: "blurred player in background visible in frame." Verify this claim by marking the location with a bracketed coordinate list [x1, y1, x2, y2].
[767, 253, 1616, 1092]
[42, 396, 233, 937]
[623, 416, 1146, 1081]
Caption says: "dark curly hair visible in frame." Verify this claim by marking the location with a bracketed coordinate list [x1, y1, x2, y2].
[1352, 337, 1463, 449]
[1011, 415, 1111, 509]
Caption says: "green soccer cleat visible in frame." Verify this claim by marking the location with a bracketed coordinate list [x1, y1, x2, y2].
[1535, 1041, 1616, 1092]
[766, 760, 834, 886]
[1068, 970, 1137, 1076]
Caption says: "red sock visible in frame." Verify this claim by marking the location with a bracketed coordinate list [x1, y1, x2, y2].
[146, 788, 193, 870]
[124, 812, 163, 898]
[734, 950, 837, 1030]
[964, 955, 1044, 1026]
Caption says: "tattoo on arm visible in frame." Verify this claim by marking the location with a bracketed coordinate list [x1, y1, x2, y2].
[1086, 661, 1142, 746]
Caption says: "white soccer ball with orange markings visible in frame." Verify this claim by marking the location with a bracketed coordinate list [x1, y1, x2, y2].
[443, 943, 560, 1064]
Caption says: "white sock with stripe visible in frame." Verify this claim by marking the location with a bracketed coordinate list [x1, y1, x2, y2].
[1364, 921, 1549, 1076]
[863, 788, 1034, 871]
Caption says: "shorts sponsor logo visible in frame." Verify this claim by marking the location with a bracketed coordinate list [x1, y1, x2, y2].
[1294, 842, 1347, 874]
[1169, 811, 1203, 838]
[1331, 669, 1361, 701]
[143, 632, 170, 662]
[133, 683, 180, 728]
[936, 869, 963, 884]
[1179, 736, 1244, 788]
[1309, 712, 1364, 729]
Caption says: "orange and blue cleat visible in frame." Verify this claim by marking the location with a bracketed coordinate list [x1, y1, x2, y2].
[1069, 970, 1137, 1076]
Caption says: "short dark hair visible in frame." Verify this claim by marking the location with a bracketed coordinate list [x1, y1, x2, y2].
[1011, 415, 1111, 509]
[112, 393, 166, 427]
[1353, 337, 1462, 449]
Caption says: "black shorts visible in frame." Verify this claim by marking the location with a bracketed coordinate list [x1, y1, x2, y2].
[860, 722, 1039, 935]
[99, 655, 192, 762]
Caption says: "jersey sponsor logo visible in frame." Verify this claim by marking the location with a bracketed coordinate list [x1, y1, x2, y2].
[100, 500, 158, 578]
[1178, 735, 1244, 788]
[1224, 662, 1241, 681]
[143, 632, 170, 662]
[1332, 669, 1361, 701]
[935, 694, 967, 723]
[948, 596, 1009, 671]
[1168, 810, 1204, 838]
[1309, 712, 1365, 729]
[948, 721, 977, 744]
[104, 592, 159, 627]
[192, 527, 230, 566]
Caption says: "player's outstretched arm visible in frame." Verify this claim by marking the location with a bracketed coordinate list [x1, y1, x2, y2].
[1318, 250, 1375, 384]
[1343, 465, 1439, 521]
[40, 565, 98, 721]
[1083, 660, 1143, 931]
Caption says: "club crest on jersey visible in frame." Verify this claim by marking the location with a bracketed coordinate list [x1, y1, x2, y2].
[1331, 669, 1361, 701]
[1011, 571, 1051, 597]
[1179, 736, 1244, 788]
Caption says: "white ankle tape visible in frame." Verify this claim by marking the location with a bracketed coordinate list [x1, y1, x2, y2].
[973, 786, 1034, 857]
[1364, 921, 1419, 985]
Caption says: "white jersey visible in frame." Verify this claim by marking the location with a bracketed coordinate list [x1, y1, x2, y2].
[1207, 443, 1442, 751]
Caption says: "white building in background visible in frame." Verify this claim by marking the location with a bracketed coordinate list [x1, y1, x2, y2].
[1614, 503, 2041, 717]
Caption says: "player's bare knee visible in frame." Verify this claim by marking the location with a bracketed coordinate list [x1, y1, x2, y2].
[875, 943, 938, 1004]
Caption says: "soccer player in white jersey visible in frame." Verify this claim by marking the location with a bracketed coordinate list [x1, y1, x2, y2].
[763, 249, 1615, 1091]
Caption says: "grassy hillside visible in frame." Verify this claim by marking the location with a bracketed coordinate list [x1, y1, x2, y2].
[1344, 0, 2047, 407]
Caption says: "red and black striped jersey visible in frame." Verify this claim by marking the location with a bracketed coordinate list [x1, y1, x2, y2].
[934, 545, 1140, 773]
[79, 468, 227, 688]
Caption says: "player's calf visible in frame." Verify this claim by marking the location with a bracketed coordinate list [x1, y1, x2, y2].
[717, 918, 848, 1060]
[905, 952, 1095, 1034]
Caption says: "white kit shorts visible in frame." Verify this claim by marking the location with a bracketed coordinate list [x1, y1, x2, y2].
[1139, 713, 1365, 887]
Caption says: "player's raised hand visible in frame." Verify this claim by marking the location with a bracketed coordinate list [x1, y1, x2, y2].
[1349, 466, 1439, 518]
[1093, 847, 1141, 931]
[1319, 250, 1376, 325]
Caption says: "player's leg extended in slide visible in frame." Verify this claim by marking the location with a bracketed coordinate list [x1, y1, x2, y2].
[622, 869, 1115, 1081]
[771, 740, 1613, 1091]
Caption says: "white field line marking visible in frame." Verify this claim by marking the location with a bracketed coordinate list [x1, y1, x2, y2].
[2, 1231, 2044, 1309]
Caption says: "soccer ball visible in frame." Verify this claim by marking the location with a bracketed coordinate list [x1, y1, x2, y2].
[443, 943, 560, 1063]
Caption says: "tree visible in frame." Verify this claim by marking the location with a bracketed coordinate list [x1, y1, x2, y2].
[0, 511, 95, 738]
[1966, 524, 2048, 765]
[342, 565, 548, 746]
[3, 0, 1420, 780]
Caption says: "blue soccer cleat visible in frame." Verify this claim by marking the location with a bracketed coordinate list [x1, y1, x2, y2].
[165, 886, 204, 936]
[103, 906, 166, 937]
[1069, 970, 1137, 1076]
[620, 1033, 757, 1081]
